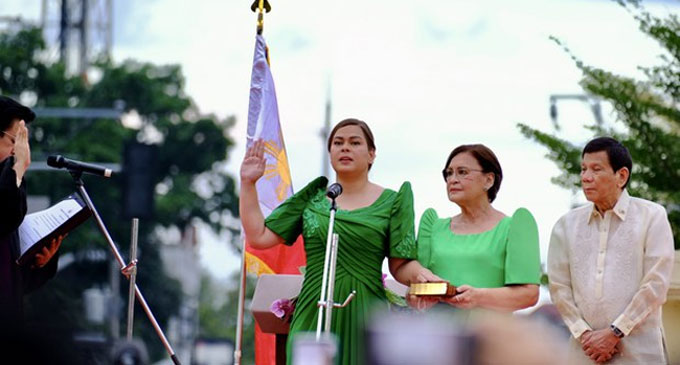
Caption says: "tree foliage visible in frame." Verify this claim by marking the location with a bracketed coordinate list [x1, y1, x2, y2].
[518, 1, 680, 249]
[1, 25, 241, 360]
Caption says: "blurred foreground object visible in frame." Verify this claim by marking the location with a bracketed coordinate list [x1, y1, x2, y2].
[366, 309, 568, 365]
[291, 333, 337, 365]
[366, 311, 474, 365]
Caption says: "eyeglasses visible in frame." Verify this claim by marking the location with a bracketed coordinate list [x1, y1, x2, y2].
[1, 131, 16, 144]
[442, 167, 485, 181]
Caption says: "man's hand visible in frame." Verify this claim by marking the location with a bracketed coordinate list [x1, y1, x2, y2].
[33, 235, 64, 268]
[582, 328, 620, 363]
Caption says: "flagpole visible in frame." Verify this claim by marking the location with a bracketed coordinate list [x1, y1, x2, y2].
[257, 0, 264, 34]
[234, 233, 247, 365]
[234, 2, 272, 364]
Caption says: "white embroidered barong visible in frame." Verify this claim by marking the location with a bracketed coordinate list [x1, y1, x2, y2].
[548, 190, 675, 364]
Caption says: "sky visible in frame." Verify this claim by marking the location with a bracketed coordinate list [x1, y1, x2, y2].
[3, 0, 678, 281]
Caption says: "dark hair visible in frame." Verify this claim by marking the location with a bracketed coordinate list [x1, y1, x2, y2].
[582, 137, 632, 188]
[0, 95, 35, 132]
[444, 144, 503, 202]
[327, 118, 376, 170]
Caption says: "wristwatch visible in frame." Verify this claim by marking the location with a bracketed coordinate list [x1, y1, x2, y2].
[610, 324, 625, 338]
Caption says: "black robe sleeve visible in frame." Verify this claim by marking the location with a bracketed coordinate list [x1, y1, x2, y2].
[0, 156, 27, 236]
[0, 156, 58, 295]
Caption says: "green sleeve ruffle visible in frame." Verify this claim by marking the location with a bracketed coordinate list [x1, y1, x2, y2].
[416, 208, 438, 268]
[504, 207, 541, 285]
[388, 181, 417, 259]
[264, 176, 327, 245]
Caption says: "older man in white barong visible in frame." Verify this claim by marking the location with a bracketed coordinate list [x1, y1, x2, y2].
[548, 137, 675, 364]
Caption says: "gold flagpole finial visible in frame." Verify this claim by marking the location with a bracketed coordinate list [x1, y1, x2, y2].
[250, 0, 271, 34]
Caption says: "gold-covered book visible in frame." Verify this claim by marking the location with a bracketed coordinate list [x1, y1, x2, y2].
[409, 282, 457, 297]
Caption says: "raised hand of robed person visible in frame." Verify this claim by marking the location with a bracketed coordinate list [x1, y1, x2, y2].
[12, 120, 31, 186]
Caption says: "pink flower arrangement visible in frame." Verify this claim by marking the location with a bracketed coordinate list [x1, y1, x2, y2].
[270, 297, 296, 322]
[382, 273, 408, 308]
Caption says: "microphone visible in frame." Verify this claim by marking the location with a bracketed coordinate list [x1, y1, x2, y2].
[47, 155, 113, 178]
[326, 183, 343, 199]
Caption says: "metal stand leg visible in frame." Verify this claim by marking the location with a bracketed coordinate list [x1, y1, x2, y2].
[124, 218, 139, 340]
[71, 172, 181, 365]
[315, 193, 355, 341]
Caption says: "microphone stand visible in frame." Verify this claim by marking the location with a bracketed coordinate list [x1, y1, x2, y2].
[125, 218, 139, 340]
[315, 192, 356, 340]
[68, 170, 181, 365]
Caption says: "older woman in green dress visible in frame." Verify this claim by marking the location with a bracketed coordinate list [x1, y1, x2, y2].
[409, 144, 541, 312]
[240, 118, 439, 364]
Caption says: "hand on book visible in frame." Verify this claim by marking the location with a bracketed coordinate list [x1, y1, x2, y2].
[406, 293, 440, 311]
[414, 266, 443, 283]
[406, 270, 450, 311]
[33, 234, 65, 268]
[442, 284, 478, 309]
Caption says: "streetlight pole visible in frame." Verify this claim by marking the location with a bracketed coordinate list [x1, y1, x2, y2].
[549, 94, 603, 129]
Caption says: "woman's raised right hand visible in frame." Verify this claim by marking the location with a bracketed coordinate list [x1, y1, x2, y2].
[241, 139, 266, 184]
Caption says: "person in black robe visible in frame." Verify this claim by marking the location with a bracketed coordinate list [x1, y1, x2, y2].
[0, 95, 62, 329]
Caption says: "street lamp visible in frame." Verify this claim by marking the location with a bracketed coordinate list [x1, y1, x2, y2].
[549, 94, 603, 129]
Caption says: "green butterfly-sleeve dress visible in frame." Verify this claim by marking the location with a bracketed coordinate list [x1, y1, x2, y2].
[416, 207, 541, 288]
[265, 177, 417, 365]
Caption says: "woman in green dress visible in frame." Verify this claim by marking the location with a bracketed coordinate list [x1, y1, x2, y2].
[240, 118, 439, 364]
[408, 144, 541, 312]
